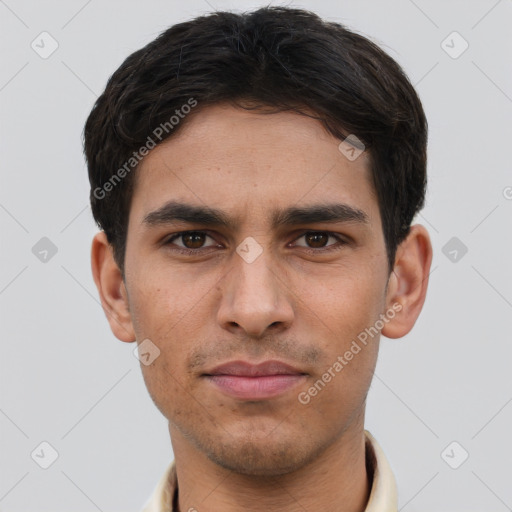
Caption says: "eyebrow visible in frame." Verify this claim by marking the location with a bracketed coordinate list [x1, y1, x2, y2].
[142, 200, 369, 230]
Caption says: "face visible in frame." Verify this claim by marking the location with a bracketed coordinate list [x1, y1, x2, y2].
[121, 104, 394, 476]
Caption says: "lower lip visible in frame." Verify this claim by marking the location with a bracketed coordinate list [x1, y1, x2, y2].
[205, 374, 306, 400]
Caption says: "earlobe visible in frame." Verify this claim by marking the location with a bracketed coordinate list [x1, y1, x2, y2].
[381, 224, 433, 339]
[90, 231, 136, 343]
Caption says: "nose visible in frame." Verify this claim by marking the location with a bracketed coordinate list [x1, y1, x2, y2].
[216, 243, 295, 338]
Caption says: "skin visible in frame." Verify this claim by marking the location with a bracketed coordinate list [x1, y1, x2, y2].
[91, 103, 432, 512]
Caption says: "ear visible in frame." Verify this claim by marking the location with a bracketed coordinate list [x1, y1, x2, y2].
[91, 231, 136, 343]
[381, 224, 433, 339]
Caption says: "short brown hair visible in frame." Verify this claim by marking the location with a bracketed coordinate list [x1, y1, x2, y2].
[84, 6, 428, 275]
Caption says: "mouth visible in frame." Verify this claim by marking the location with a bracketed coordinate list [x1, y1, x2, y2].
[203, 360, 308, 401]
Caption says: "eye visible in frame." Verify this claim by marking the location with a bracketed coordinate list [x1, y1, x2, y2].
[164, 231, 219, 253]
[162, 230, 348, 256]
[291, 231, 347, 252]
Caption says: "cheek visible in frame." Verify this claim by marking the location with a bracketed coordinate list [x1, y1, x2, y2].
[139, 354, 191, 421]
[128, 268, 199, 338]
[295, 268, 383, 399]
[300, 332, 380, 418]
[129, 277, 210, 410]
[299, 265, 384, 338]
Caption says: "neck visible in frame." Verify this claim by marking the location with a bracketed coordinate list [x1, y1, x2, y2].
[169, 423, 371, 512]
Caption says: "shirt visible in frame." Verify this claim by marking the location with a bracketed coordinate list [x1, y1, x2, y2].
[141, 429, 398, 511]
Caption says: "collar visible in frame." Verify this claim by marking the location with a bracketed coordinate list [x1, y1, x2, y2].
[141, 429, 397, 511]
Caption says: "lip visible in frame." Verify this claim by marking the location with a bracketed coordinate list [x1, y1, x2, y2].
[203, 360, 307, 400]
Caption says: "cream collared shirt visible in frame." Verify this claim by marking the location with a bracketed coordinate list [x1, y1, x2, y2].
[141, 429, 397, 511]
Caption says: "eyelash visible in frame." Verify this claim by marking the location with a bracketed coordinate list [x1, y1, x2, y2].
[163, 230, 348, 256]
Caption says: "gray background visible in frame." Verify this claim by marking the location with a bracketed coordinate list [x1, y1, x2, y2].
[1, 0, 511, 510]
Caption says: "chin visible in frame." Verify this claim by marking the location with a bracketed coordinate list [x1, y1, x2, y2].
[171, 405, 337, 476]
[195, 423, 327, 477]
[206, 440, 315, 476]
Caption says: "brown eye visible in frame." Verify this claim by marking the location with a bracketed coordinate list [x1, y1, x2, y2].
[182, 232, 207, 249]
[305, 232, 329, 248]
[165, 231, 218, 251]
[294, 231, 348, 253]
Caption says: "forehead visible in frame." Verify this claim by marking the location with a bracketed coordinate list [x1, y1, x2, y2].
[129, 104, 379, 229]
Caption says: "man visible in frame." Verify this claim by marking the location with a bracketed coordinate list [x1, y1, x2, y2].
[85, 6, 432, 511]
